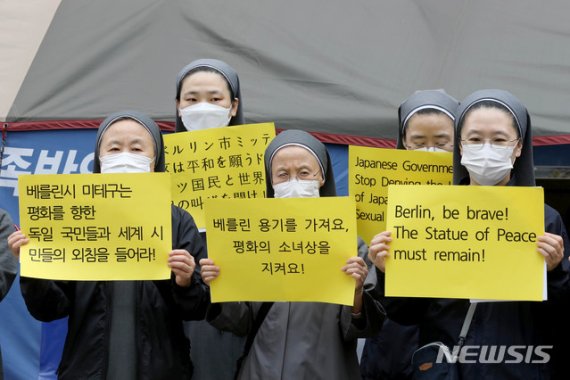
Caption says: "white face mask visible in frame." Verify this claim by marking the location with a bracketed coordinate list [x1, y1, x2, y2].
[179, 102, 232, 131]
[461, 143, 515, 185]
[273, 179, 321, 198]
[415, 146, 448, 153]
[99, 152, 153, 173]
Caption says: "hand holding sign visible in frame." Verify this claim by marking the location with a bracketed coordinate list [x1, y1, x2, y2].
[168, 249, 196, 287]
[204, 197, 357, 305]
[367, 231, 392, 273]
[537, 232, 564, 271]
[17, 172, 173, 281]
[341, 256, 368, 293]
[385, 185, 546, 301]
[199, 258, 219, 286]
[7, 230, 28, 258]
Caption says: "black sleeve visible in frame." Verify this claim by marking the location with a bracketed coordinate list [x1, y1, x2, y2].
[544, 204, 570, 306]
[206, 302, 254, 337]
[0, 210, 17, 301]
[371, 267, 432, 326]
[357, 234, 432, 325]
[20, 278, 73, 321]
[336, 237, 386, 336]
[170, 205, 210, 320]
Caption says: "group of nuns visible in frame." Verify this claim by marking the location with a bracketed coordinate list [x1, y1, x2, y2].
[7, 58, 570, 380]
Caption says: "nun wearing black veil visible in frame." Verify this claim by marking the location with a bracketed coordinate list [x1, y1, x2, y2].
[361, 89, 459, 380]
[175, 58, 244, 132]
[0, 208, 17, 379]
[200, 130, 385, 380]
[8, 111, 209, 380]
[174, 58, 248, 380]
[396, 89, 458, 151]
[368, 90, 570, 379]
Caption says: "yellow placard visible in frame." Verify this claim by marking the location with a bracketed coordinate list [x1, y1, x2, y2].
[204, 197, 357, 305]
[164, 123, 276, 230]
[18, 173, 172, 280]
[349, 146, 452, 243]
[385, 185, 545, 301]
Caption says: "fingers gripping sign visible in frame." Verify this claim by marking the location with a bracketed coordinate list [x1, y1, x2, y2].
[7, 230, 29, 258]
[342, 256, 369, 292]
[168, 249, 196, 287]
[537, 232, 564, 271]
[368, 231, 392, 273]
[199, 258, 220, 286]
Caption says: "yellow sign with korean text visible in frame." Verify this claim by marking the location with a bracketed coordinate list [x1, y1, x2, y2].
[18, 173, 172, 280]
[164, 123, 275, 230]
[385, 185, 545, 301]
[349, 146, 452, 244]
[205, 197, 357, 305]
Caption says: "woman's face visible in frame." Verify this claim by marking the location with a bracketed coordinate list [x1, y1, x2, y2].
[404, 113, 454, 151]
[177, 71, 238, 116]
[99, 119, 156, 172]
[459, 107, 522, 160]
[271, 146, 324, 187]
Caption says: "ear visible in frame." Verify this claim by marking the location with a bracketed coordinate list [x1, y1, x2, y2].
[176, 100, 180, 115]
[231, 98, 239, 117]
[513, 140, 523, 158]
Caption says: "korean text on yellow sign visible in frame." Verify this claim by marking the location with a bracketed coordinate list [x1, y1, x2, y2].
[18, 173, 172, 281]
[385, 185, 545, 301]
[164, 123, 276, 230]
[205, 197, 357, 305]
[349, 146, 452, 243]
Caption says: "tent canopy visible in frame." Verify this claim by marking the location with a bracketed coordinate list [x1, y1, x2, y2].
[2, 0, 570, 145]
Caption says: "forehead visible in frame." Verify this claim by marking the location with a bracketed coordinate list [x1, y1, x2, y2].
[271, 145, 320, 167]
[181, 71, 229, 92]
[406, 113, 454, 136]
[100, 119, 153, 143]
[461, 107, 517, 136]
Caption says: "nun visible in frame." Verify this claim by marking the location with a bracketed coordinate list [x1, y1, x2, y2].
[174, 58, 248, 380]
[361, 89, 459, 380]
[397, 89, 459, 152]
[8, 111, 208, 380]
[175, 58, 244, 132]
[200, 130, 385, 380]
[0, 208, 17, 378]
[368, 90, 570, 379]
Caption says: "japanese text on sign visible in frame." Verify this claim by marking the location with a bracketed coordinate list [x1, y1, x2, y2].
[164, 123, 275, 230]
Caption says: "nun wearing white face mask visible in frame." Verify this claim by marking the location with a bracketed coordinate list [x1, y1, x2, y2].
[0, 208, 17, 378]
[93, 110, 165, 173]
[8, 111, 209, 380]
[200, 130, 385, 380]
[175, 58, 244, 132]
[263, 129, 337, 198]
[453, 89, 533, 187]
[175, 59, 248, 380]
[369, 91, 570, 380]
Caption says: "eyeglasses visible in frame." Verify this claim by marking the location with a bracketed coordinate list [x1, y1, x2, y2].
[460, 138, 519, 150]
[274, 171, 320, 182]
